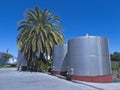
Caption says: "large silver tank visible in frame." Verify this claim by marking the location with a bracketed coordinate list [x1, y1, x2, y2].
[68, 35, 112, 76]
[52, 44, 67, 73]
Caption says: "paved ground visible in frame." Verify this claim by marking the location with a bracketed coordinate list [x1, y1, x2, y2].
[0, 68, 120, 90]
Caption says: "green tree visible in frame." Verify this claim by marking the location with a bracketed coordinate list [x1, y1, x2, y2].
[17, 6, 64, 72]
[1, 52, 13, 60]
[111, 52, 120, 61]
[111, 52, 120, 78]
[112, 61, 119, 70]
[111, 52, 120, 71]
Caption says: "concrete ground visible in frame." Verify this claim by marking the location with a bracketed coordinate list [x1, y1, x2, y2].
[0, 68, 120, 90]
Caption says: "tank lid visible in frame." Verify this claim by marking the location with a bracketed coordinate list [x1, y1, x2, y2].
[85, 33, 89, 37]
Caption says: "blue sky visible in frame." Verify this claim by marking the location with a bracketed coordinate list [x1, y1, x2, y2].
[0, 0, 120, 56]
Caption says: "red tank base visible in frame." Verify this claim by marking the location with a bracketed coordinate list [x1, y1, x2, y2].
[71, 75, 112, 83]
[52, 71, 67, 76]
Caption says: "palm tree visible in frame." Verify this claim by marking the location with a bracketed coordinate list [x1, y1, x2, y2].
[17, 6, 64, 71]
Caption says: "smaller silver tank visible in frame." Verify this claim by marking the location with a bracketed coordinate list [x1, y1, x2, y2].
[52, 44, 67, 73]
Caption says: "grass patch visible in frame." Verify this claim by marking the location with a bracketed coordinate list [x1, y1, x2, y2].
[0, 65, 16, 69]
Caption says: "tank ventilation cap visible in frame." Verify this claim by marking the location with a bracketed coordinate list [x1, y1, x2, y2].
[85, 33, 89, 37]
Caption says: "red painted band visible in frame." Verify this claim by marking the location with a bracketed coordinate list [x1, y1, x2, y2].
[71, 75, 112, 83]
[52, 71, 66, 76]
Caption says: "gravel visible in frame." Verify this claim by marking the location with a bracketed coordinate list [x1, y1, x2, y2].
[0, 68, 120, 90]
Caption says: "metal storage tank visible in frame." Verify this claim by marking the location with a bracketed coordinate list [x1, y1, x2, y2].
[17, 51, 27, 71]
[67, 35, 112, 82]
[52, 44, 68, 76]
